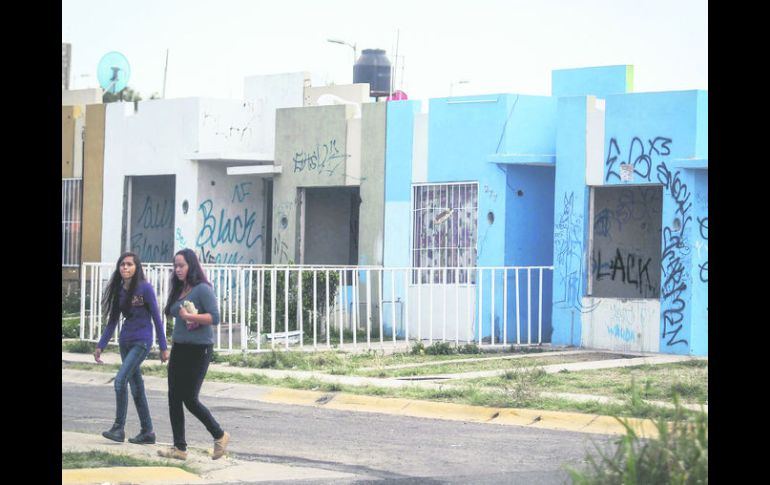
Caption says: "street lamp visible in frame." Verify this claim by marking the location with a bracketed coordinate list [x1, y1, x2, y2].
[449, 80, 470, 97]
[327, 38, 357, 65]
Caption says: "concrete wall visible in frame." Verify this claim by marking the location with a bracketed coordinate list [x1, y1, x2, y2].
[102, 96, 281, 264]
[581, 297, 660, 352]
[358, 102, 387, 266]
[272, 104, 354, 263]
[305, 84, 370, 106]
[590, 186, 662, 299]
[82, 105, 106, 264]
[102, 99, 201, 263]
[195, 163, 266, 264]
[128, 175, 175, 263]
[62, 89, 102, 106]
[62, 106, 76, 178]
[243, 72, 310, 158]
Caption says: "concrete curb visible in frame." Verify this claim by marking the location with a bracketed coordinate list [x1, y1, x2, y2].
[63, 367, 660, 438]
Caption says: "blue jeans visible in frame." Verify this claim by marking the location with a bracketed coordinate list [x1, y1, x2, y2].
[113, 341, 152, 432]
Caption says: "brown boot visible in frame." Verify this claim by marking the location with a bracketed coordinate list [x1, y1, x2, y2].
[212, 431, 230, 460]
[157, 446, 187, 460]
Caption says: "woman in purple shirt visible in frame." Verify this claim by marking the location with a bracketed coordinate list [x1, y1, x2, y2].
[94, 252, 169, 444]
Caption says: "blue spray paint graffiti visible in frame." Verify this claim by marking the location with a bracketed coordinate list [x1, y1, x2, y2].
[607, 324, 636, 343]
[196, 183, 262, 265]
[554, 192, 597, 313]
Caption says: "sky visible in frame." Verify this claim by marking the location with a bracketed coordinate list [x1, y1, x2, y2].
[62, 0, 707, 103]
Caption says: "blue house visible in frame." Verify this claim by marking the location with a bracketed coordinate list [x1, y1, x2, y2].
[382, 65, 707, 356]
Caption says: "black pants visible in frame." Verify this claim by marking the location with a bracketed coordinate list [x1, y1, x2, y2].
[167, 343, 224, 450]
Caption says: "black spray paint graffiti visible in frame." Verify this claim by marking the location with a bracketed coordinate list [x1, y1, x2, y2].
[697, 216, 708, 283]
[137, 196, 173, 229]
[592, 248, 658, 297]
[293, 139, 347, 176]
[554, 192, 598, 313]
[132, 196, 173, 261]
[131, 234, 172, 261]
[594, 188, 662, 241]
[606, 137, 671, 183]
[605, 136, 692, 348]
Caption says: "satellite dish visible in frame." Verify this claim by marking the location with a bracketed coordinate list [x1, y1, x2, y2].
[97, 51, 131, 94]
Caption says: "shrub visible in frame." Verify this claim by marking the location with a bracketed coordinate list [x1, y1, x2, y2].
[62, 317, 81, 339]
[568, 396, 708, 484]
[250, 269, 340, 341]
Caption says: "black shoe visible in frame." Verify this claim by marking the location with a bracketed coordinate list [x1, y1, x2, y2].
[128, 430, 156, 444]
[102, 425, 125, 442]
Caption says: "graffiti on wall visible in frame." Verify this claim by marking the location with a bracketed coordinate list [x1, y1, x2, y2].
[592, 248, 657, 297]
[131, 195, 173, 261]
[696, 216, 708, 283]
[554, 191, 598, 313]
[605, 136, 693, 349]
[591, 185, 661, 299]
[196, 182, 262, 264]
[292, 139, 348, 176]
[605, 136, 671, 183]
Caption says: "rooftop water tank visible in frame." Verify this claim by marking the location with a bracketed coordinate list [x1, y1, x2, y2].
[353, 49, 392, 98]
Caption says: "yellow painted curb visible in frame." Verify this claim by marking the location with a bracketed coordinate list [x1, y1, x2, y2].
[261, 387, 329, 406]
[259, 388, 658, 437]
[62, 466, 201, 484]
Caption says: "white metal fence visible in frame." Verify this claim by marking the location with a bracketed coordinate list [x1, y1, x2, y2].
[62, 178, 83, 267]
[79, 263, 553, 352]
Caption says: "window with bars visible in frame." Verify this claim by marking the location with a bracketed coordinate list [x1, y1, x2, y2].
[62, 178, 83, 266]
[411, 182, 478, 284]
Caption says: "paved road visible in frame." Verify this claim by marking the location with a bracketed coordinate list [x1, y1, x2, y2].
[63, 382, 612, 484]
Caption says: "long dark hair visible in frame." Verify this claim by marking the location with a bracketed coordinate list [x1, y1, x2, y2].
[102, 252, 145, 323]
[164, 248, 211, 317]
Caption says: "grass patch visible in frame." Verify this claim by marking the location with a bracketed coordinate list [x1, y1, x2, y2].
[568, 398, 707, 483]
[354, 352, 622, 378]
[63, 361, 697, 420]
[62, 451, 199, 474]
[464, 360, 708, 405]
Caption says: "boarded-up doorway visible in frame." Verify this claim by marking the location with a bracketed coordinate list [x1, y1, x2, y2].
[122, 175, 175, 263]
[300, 187, 360, 265]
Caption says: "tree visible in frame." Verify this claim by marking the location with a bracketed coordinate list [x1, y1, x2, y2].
[102, 86, 143, 103]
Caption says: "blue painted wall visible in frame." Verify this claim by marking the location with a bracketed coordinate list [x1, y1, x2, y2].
[428, 94, 557, 341]
[505, 166, 555, 342]
[383, 100, 421, 337]
[690, 170, 708, 355]
[552, 65, 633, 98]
[601, 90, 707, 355]
[552, 96, 591, 346]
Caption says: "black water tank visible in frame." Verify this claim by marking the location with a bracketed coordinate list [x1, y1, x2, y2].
[353, 49, 392, 97]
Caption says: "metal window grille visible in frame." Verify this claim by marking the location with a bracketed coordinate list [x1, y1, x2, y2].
[62, 178, 82, 266]
[411, 182, 478, 284]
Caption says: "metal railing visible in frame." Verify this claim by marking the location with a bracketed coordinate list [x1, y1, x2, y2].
[62, 178, 83, 267]
[79, 263, 553, 352]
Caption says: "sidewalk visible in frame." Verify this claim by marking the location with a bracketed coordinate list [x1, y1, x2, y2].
[63, 348, 705, 483]
[62, 431, 358, 484]
[62, 349, 708, 412]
